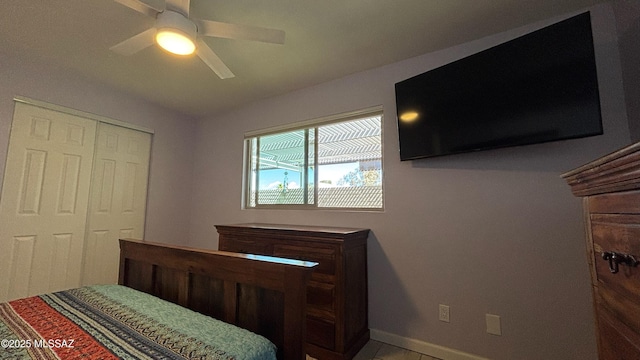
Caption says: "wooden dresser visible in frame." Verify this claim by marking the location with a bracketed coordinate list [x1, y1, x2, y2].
[563, 141, 640, 359]
[215, 223, 370, 360]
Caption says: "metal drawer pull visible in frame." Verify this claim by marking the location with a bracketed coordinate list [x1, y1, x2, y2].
[601, 251, 639, 274]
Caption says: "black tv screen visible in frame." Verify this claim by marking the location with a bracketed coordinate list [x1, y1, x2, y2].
[395, 12, 603, 161]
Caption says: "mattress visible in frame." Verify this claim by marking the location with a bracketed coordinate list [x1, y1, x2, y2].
[0, 284, 276, 359]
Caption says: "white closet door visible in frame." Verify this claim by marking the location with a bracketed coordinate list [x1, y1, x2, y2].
[82, 123, 151, 286]
[0, 103, 97, 302]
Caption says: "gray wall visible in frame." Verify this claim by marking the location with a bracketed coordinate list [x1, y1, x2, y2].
[0, 51, 196, 245]
[613, 0, 640, 142]
[188, 3, 631, 360]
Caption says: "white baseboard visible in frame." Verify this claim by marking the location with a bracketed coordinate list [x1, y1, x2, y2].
[370, 329, 490, 360]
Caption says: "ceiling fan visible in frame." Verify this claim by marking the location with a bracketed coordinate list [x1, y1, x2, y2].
[110, 0, 285, 79]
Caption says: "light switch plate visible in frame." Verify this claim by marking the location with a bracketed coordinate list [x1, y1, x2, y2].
[486, 314, 502, 335]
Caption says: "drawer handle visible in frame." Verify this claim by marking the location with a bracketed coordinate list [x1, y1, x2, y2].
[601, 251, 639, 274]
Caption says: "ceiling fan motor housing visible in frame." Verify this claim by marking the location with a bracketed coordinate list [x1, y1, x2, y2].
[155, 10, 197, 54]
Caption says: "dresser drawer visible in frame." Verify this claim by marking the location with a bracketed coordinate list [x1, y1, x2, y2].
[307, 316, 335, 350]
[596, 283, 640, 337]
[273, 243, 336, 276]
[307, 281, 335, 320]
[219, 238, 270, 254]
[590, 190, 640, 215]
[590, 214, 640, 300]
[596, 304, 640, 360]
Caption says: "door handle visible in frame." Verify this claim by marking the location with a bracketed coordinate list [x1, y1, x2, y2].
[601, 251, 639, 274]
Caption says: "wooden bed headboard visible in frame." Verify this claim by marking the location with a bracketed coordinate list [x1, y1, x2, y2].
[118, 238, 318, 360]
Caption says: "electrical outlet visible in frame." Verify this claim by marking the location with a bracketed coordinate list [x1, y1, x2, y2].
[439, 304, 450, 322]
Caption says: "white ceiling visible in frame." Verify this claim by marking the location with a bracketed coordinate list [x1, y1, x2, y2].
[0, 0, 609, 119]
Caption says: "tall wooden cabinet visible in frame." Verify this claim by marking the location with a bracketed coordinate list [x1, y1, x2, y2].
[216, 223, 370, 360]
[563, 141, 640, 359]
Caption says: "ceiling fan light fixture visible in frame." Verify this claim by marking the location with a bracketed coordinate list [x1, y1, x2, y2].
[154, 10, 197, 56]
[156, 30, 195, 55]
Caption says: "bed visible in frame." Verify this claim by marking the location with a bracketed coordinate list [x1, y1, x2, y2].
[0, 239, 318, 360]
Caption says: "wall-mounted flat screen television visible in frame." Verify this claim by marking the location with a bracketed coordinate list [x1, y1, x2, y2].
[395, 12, 603, 161]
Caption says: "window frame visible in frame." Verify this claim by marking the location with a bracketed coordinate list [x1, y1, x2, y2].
[242, 106, 384, 211]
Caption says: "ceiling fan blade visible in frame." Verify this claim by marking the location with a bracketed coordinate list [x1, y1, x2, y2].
[196, 38, 235, 79]
[114, 0, 163, 17]
[110, 28, 157, 56]
[165, 0, 190, 17]
[197, 20, 285, 44]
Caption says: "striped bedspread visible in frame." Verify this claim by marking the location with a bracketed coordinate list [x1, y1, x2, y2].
[0, 285, 276, 360]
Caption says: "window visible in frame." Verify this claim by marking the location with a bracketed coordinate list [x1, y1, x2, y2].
[243, 108, 383, 210]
